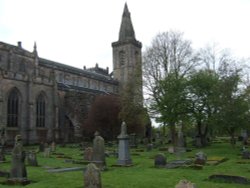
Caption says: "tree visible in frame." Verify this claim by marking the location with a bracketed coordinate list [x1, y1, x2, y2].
[143, 31, 199, 144]
[83, 95, 121, 141]
[197, 45, 250, 146]
[188, 70, 219, 146]
[215, 69, 250, 145]
[154, 73, 190, 145]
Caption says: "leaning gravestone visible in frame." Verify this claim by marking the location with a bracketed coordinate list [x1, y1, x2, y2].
[84, 163, 102, 188]
[92, 132, 106, 170]
[27, 151, 38, 166]
[117, 122, 132, 166]
[8, 135, 30, 185]
[154, 153, 166, 168]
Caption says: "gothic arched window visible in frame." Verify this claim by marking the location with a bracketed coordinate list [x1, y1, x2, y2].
[36, 94, 45, 127]
[7, 89, 19, 127]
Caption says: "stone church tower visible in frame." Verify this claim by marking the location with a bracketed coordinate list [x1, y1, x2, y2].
[112, 3, 143, 102]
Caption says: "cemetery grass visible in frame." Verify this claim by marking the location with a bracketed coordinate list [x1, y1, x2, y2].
[0, 142, 249, 188]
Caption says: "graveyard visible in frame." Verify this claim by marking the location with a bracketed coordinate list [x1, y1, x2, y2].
[0, 133, 250, 187]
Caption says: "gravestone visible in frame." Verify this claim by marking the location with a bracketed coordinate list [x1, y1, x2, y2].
[168, 146, 175, 154]
[129, 133, 137, 148]
[175, 126, 186, 159]
[194, 151, 207, 165]
[92, 132, 106, 170]
[84, 147, 93, 161]
[117, 122, 132, 166]
[44, 143, 51, 157]
[0, 147, 5, 161]
[51, 141, 56, 152]
[27, 151, 38, 166]
[175, 179, 197, 188]
[8, 135, 30, 185]
[241, 129, 249, 145]
[242, 150, 250, 159]
[0, 126, 6, 161]
[39, 142, 45, 152]
[147, 143, 153, 151]
[84, 163, 102, 188]
[154, 153, 166, 167]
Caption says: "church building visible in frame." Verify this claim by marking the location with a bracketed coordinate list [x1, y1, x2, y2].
[0, 3, 142, 144]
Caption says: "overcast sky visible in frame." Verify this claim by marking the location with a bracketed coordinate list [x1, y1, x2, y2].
[0, 0, 249, 71]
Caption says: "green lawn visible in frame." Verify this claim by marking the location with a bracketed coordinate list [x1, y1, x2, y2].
[0, 142, 249, 188]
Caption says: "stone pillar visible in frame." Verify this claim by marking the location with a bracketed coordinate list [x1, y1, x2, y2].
[117, 122, 132, 166]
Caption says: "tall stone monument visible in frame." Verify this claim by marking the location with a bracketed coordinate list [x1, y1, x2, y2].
[8, 135, 30, 185]
[92, 132, 106, 170]
[117, 122, 132, 166]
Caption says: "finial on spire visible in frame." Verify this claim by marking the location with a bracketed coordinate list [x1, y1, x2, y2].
[33, 41, 38, 54]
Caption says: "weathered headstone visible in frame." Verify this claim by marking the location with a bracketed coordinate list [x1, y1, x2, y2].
[44, 143, 51, 158]
[84, 147, 93, 161]
[154, 153, 166, 167]
[27, 151, 38, 166]
[117, 122, 132, 166]
[51, 141, 56, 152]
[0, 126, 6, 161]
[147, 143, 153, 151]
[129, 133, 137, 148]
[84, 163, 102, 188]
[168, 146, 175, 154]
[8, 135, 29, 185]
[175, 179, 197, 188]
[194, 151, 207, 165]
[242, 150, 250, 159]
[92, 132, 106, 170]
[175, 126, 186, 159]
[0, 147, 5, 161]
[39, 142, 45, 152]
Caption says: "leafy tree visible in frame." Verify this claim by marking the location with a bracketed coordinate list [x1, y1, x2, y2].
[187, 70, 219, 146]
[215, 70, 250, 145]
[153, 73, 190, 145]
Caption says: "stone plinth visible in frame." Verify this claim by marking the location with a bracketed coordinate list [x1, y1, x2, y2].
[117, 122, 132, 166]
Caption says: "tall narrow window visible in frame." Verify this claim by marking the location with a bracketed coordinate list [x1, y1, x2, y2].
[36, 94, 45, 127]
[7, 89, 19, 127]
[119, 51, 125, 66]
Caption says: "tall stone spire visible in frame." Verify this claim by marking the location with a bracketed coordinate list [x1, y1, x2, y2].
[119, 3, 136, 41]
[112, 2, 143, 103]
